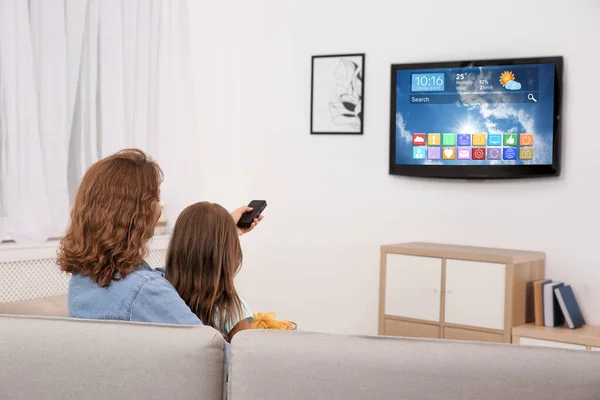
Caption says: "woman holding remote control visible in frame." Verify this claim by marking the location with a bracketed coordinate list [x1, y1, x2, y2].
[58, 148, 262, 325]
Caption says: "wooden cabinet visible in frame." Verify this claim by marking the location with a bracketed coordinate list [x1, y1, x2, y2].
[443, 326, 504, 343]
[444, 259, 506, 330]
[383, 318, 440, 339]
[384, 254, 441, 322]
[513, 324, 600, 351]
[379, 242, 545, 344]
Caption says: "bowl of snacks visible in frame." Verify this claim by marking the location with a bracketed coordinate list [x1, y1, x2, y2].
[250, 312, 296, 331]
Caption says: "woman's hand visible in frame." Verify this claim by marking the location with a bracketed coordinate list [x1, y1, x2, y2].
[230, 205, 264, 235]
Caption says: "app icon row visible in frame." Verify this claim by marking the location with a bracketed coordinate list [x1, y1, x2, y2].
[412, 133, 534, 147]
[413, 147, 533, 160]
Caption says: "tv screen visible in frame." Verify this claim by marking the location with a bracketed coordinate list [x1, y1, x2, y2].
[389, 57, 562, 179]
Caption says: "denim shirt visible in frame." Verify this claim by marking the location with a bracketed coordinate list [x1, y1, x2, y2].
[68, 262, 202, 325]
[69, 262, 231, 370]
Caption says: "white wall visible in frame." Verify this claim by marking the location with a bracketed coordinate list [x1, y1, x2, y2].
[188, 0, 600, 334]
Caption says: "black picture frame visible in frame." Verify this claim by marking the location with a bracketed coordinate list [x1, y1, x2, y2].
[311, 53, 365, 135]
[389, 56, 563, 179]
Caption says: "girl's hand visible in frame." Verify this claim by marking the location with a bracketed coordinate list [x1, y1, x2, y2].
[230, 206, 264, 235]
[228, 318, 251, 342]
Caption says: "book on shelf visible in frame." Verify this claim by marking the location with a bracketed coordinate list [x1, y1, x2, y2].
[533, 279, 552, 326]
[555, 285, 586, 329]
[544, 282, 565, 327]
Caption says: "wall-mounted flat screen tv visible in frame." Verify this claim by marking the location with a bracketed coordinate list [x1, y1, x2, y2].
[390, 56, 563, 179]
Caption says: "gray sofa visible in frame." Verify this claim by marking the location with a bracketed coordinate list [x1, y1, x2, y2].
[0, 315, 226, 400]
[1, 314, 600, 400]
[230, 331, 600, 400]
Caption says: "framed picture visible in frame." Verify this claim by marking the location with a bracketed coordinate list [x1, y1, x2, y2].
[311, 53, 365, 135]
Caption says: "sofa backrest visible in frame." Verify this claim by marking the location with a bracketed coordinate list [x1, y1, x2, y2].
[0, 315, 226, 400]
[229, 330, 600, 400]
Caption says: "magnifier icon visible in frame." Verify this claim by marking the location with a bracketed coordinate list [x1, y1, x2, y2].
[528, 94, 537, 103]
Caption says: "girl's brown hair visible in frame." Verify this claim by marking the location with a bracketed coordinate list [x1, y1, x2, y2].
[57, 149, 163, 287]
[165, 202, 243, 332]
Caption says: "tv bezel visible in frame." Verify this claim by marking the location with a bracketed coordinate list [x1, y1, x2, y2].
[389, 56, 563, 179]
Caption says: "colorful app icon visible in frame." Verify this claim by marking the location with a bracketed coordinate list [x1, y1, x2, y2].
[457, 134, 471, 146]
[412, 133, 426, 146]
[503, 133, 518, 147]
[472, 133, 486, 146]
[457, 147, 471, 160]
[472, 148, 486, 160]
[428, 133, 441, 146]
[442, 147, 456, 160]
[519, 147, 534, 160]
[427, 147, 441, 160]
[413, 147, 426, 160]
[488, 134, 502, 146]
[487, 148, 502, 160]
[503, 147, 517, 160]
[442, 133, 456, 146]
[520, 133, 534, 146]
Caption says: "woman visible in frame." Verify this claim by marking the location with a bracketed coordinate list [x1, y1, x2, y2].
[58, 149, 260, 324]
[165, 202, 253, 342]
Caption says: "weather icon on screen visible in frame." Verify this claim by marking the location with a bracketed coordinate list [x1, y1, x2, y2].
[500, 71, 521, 91]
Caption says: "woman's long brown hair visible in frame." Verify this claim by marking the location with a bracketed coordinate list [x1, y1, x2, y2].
[57, 149, 163, 287]
[165, 202, 243, 332]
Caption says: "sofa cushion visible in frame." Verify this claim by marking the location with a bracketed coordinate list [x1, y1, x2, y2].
[229, 330, 600, 400]
[0, 315, 226, 400]
[0, 295, 68, 317]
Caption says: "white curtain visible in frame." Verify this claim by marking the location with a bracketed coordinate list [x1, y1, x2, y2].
[0, 0, 194, 244]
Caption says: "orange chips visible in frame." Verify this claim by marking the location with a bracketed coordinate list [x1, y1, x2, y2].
[250, 312, 295, 330]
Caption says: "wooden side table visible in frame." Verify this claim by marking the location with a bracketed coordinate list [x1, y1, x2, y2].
[512, 323, 600, 351]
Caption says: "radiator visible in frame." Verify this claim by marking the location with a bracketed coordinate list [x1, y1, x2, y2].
[0, 236, 169, 303]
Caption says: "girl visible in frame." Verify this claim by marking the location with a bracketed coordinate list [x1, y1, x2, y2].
[165, 202, 253, 341]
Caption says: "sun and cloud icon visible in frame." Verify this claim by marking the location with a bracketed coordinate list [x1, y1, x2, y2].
[500, 71, 521, 91]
